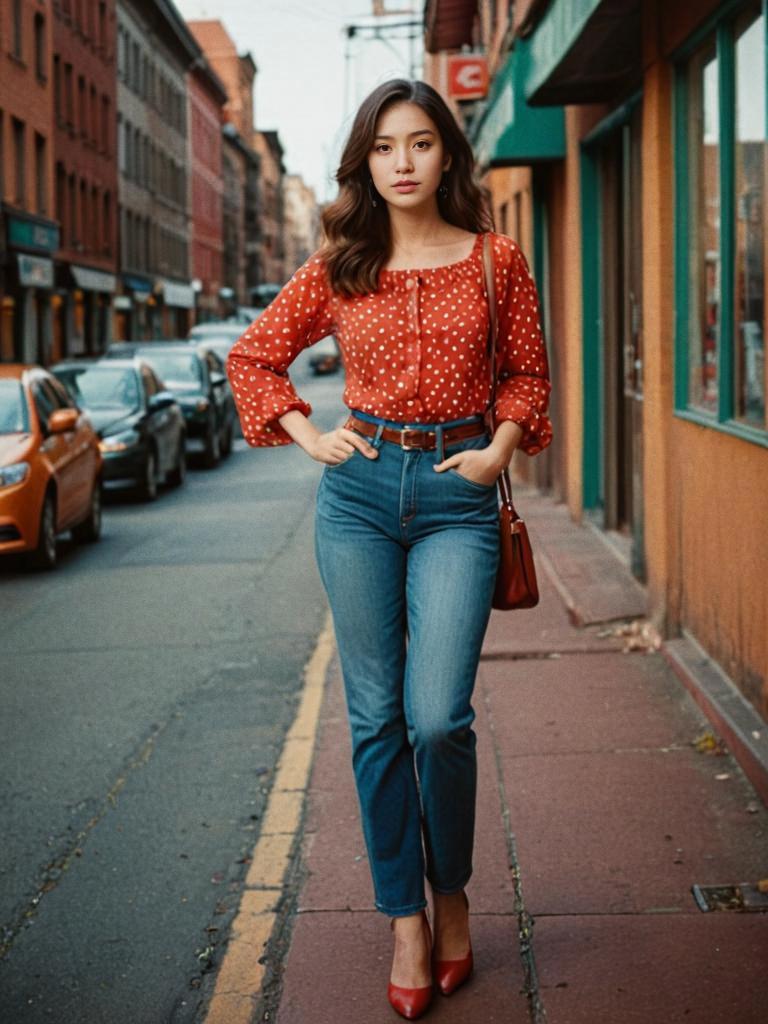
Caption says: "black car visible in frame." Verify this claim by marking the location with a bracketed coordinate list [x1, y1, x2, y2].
[106, 342, 236, 467]
[52, 358, 186, 500]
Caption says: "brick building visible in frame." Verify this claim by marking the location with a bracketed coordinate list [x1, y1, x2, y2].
[252, 129, 286, 286]
[187, 57, 227, 320]
[115, 0, 197, 340]
[187, 20, 266, 303]
[52, 0, 118, 359]
[283, 173, 320, 273]
[0, 0, 58, 364]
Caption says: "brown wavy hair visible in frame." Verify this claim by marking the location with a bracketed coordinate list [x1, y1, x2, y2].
[318, 78, 494, 298]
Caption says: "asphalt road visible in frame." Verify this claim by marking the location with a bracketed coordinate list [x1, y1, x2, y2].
[0, 350, 344, 1023]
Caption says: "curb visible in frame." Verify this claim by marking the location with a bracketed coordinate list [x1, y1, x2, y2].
[661, 631, 768, 809]
[202, 611, 335, 1024]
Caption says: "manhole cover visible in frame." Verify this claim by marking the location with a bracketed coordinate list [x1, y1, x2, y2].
[692, 883, 768, 912]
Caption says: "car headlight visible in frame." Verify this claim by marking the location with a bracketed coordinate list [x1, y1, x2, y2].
[0, 461, 30, 487]
[99, 429, 140, 453]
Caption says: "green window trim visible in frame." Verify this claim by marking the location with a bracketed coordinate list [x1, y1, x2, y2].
[672, 0, 768, 449]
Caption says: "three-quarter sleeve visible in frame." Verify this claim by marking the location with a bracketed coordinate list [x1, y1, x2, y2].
[225, 252, 335, 446]
[492, 239, 553, 456]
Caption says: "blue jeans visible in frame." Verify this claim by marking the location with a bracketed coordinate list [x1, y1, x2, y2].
[313, 407, 500, 916]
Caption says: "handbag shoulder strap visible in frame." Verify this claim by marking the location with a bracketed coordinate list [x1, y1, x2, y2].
[481, 231, 518, 514]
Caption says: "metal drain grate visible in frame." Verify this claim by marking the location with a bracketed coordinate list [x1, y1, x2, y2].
[692, 883, 768, 912]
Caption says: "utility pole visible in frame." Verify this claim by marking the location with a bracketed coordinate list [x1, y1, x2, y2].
[342, 4, 423, 117]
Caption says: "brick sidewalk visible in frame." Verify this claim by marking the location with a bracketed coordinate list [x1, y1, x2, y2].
[274, 490, 768, 1023]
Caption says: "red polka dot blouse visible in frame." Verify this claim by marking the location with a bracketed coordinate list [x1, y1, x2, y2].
[225, 230, 553, 456]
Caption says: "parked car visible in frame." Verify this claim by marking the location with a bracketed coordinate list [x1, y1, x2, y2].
[0, 364, 102, 570]
[187, 321, 245, 364]
[309, 335, 343, 376]
[250, 283, 282, 308]
[105, 342, 236, 467]
[52, 358, 186, 500]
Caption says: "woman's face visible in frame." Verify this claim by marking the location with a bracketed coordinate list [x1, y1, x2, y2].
[367, 101, 451, 210]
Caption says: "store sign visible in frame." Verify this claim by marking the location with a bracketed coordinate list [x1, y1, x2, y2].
[71, 265, 117, 292]
[447, 55, 488, 100]
[7, 215, 59, 253]
[160, 279, 195, 309]
[17, 254, 54, 288]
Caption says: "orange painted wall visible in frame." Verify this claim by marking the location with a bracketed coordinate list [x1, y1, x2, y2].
[643, 0, 768, 718]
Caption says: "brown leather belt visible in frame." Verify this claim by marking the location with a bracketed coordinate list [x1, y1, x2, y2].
[344, 413, 487, 451]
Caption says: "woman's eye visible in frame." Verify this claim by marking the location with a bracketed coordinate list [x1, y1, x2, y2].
[374, 142, 431, 153]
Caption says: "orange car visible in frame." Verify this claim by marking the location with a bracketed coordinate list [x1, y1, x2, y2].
[0, 364, 103, 570]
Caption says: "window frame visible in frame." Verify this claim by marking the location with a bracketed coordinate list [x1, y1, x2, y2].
[673, 0, 768, 448]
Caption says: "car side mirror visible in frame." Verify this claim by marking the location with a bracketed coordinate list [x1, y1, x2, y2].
[149, 390, 176, 410]
[48, 408, 79, 433]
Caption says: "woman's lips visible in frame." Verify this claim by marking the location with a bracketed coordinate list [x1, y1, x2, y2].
[393, 183, 418, 193]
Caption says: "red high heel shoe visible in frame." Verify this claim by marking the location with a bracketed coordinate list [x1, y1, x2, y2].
[387, 910, 434, 1020]
[433, 889, 474, 996]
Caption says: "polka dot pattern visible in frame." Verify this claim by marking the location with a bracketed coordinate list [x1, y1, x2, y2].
[225, 230, 553, 455]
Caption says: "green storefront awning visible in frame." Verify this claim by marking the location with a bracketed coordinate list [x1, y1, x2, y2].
[473, 36, 565, 168]
[526, 0, 641, 106]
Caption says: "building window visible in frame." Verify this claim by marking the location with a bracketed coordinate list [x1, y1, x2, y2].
[733, 6, 765, 428]
[68, 173, 77, 244]
[91, 184, 99, 254]
[98, 2, 107, 53]
[12, 118, 25, 208]
[64, 63, 74, 129]
[34, 13, 46, 80]
[80, 179, 87, 249]
[685, 38, 720, 414]
[78, 75, 86, 138]
[12, 0, 23, 60]
[101, 95, 110, 154]
[34, 132, 47, 215]
[103, 190, 112, 256]
[674, 0, 767, 441]
[56, 163, 67, 243]
[90, 84, 98, 144]
[53, 55, 62, 123]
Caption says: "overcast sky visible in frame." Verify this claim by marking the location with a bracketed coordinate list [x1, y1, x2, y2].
[175, 1, 425, 203]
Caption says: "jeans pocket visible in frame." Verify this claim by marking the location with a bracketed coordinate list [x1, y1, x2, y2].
[446, 433, 497, 490]
[448, 466, 497, 490]
[325, 448, 358, 470]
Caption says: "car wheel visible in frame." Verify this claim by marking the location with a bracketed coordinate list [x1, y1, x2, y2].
[72, 479, 103, 543]
[138, 449, 158, 501]
[28, 491, 58, 570]
[168, 439, 187, 487]
[203, 420, 221, 468]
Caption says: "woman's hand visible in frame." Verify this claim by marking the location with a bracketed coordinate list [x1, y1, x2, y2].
[433, 421, 524, 486]
[308, 427, 379, 466]
[433, 447, 505, 487]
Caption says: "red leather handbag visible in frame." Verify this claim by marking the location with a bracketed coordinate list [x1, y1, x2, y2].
[481, 234, 540, 610]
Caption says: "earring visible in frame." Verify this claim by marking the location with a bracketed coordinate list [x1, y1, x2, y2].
[438, 174, 449, 199]
[368, 177, 378, 208]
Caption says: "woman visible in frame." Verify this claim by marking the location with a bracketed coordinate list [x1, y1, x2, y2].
[226, 78, 553, 1020]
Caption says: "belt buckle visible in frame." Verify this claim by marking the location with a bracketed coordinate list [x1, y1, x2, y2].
[399, 427, 425, 450]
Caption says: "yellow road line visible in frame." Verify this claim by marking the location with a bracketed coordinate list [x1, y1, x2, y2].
[203, 610, 335, 1024]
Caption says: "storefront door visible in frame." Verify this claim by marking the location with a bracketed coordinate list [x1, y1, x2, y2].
[582, 98, 646, 581]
